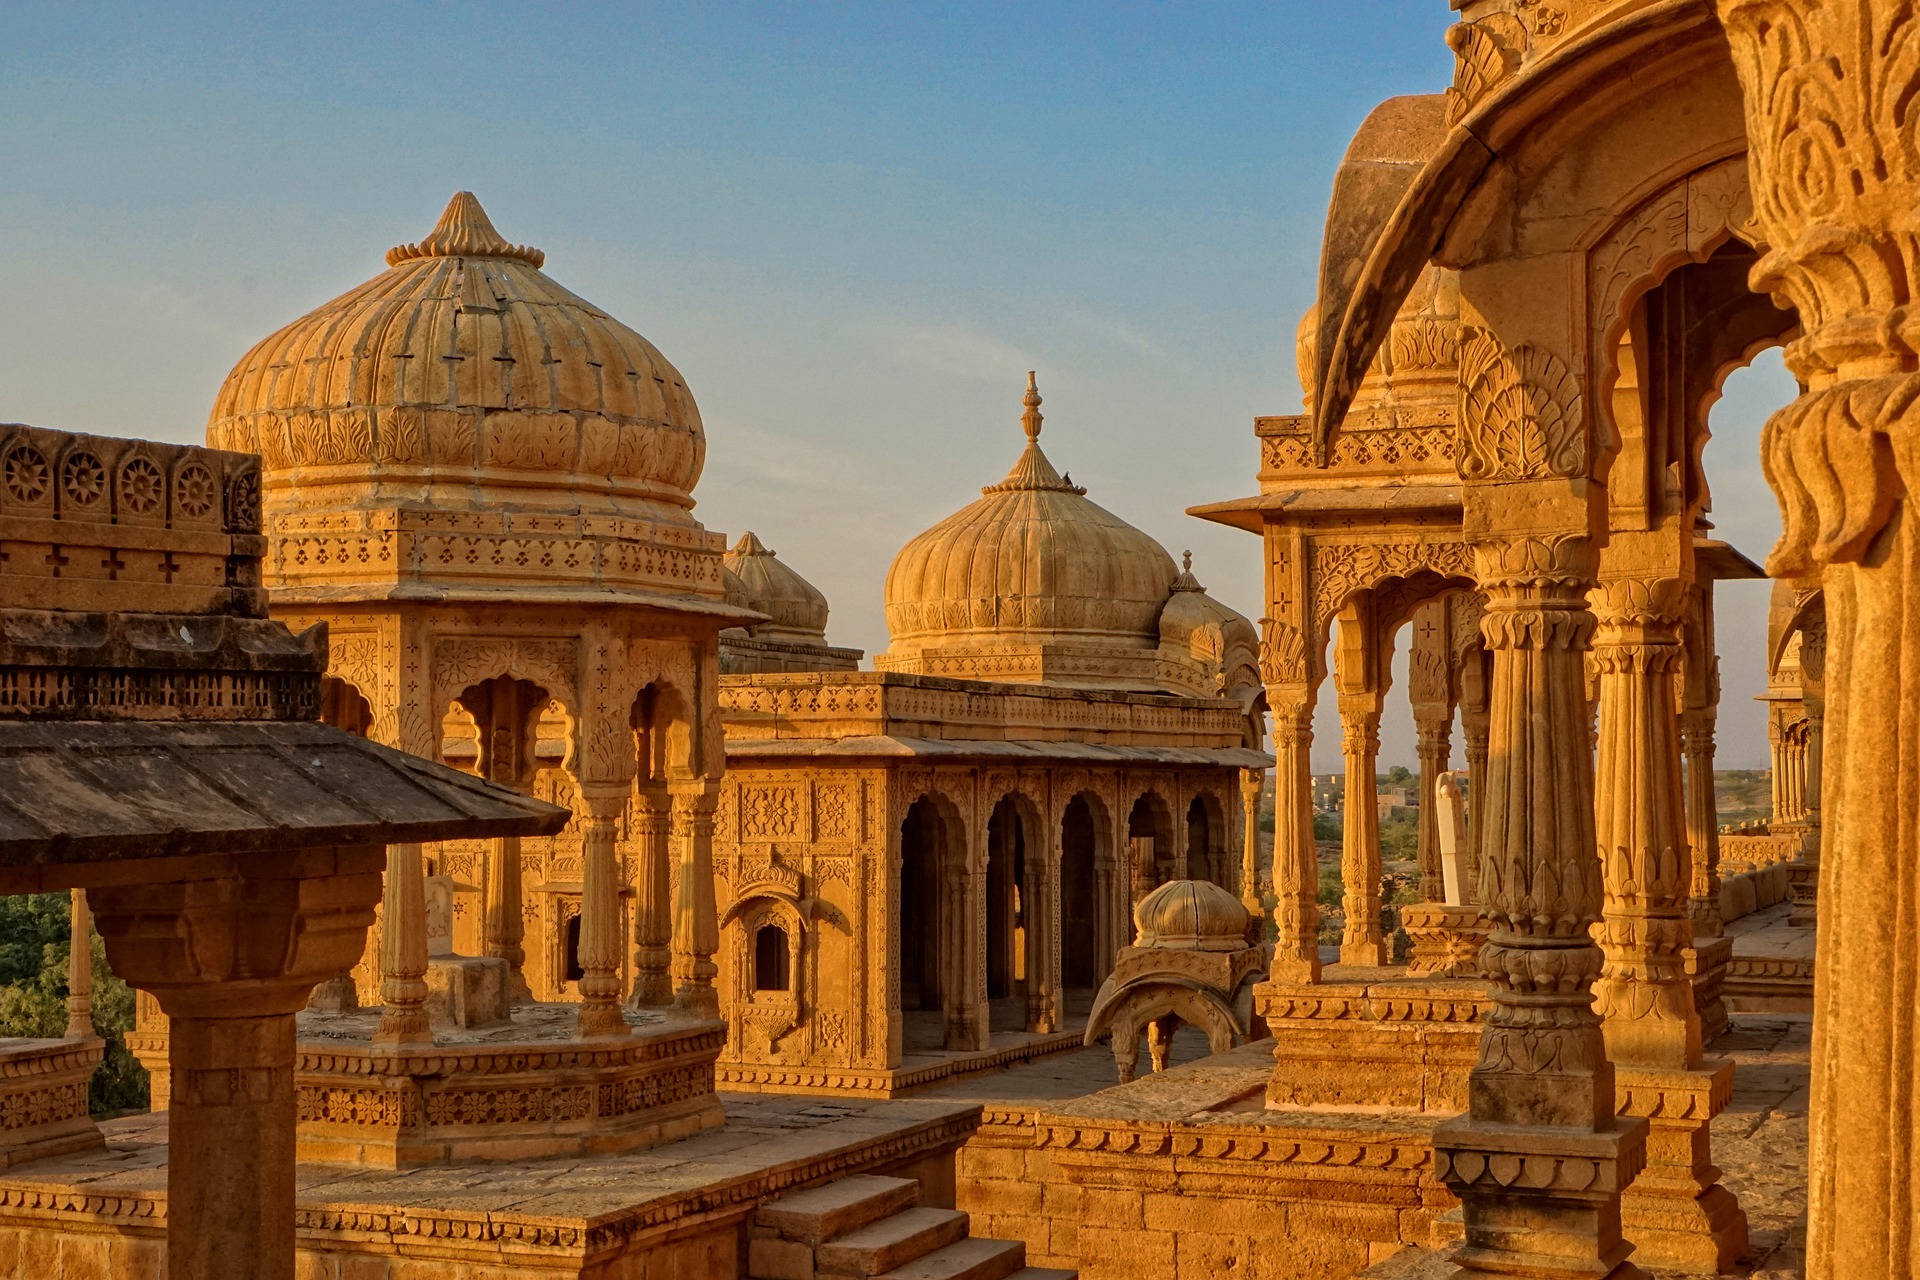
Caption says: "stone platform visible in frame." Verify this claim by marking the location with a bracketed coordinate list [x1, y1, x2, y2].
[1257, 968, 1492, 1111]
[295, 1002, 726, 1167]
[719, 1014, 1090, 1098]
[1722, 904, 1816, 1013]
[0, 1036, 103, 1168]
[0, 1091, 985, 1279]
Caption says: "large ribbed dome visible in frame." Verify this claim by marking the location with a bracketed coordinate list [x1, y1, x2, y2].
[877, 375, 1179, 688]
[207, 192, 704, 524]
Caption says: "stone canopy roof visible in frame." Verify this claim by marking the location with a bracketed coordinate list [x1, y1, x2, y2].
[0, 719, 564, 876]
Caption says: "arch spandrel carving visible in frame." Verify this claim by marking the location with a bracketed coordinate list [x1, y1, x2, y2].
[430, 636, 580, 719]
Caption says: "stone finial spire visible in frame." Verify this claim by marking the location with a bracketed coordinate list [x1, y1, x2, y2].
[985, 372, 1086, 496]
[387, 192, 546, 268]
[1171, 550, 1205, 593]
[1022, 371, 1044, 442]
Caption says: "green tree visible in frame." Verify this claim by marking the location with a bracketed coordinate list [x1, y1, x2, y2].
[1382, 764, 1415, 788]
[0, 894, 147, 1115]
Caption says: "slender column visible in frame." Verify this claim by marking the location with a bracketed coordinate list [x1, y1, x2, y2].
[628, 784, 674, 1005]
[1589, 572, 1747, 1269]
[575, 785, 630, 1038]
[1789, 667, 1825, 926]
[1414, 716, 1453, 902]
[65, 889, 92, 1039]
[1680, 711, 1724, 938]
[1267, 693, 1320, 982]
[373, 843, 431, 1045]
[1240, 768, 1264, 916]
[1432, 536, 1646, 1280]
[1459, 692, 1490, 907]
[1024, 838, 1058, 1034]
[951, 863, 989, 1051]
[1338, 698, 1387, 966]
[668, 777, 721, 1020]
[481, 837, 531, 1003]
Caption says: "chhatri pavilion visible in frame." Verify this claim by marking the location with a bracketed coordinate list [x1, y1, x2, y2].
[710, 375, 1270, 1094]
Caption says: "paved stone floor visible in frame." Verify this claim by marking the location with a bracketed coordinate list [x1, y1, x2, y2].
[920, 1014, 1809, 1278]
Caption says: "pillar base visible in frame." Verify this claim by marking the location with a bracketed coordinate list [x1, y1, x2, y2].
[1433, 1115, 1650, 1280]
[1615, 1059, 1747, 1274]
[296, 1002, 724, 1167]
[1683, 936, 1734, 1045]
[1402, 903, 1492, 978]
[1340, 939, 1391, 967]
[423, 954, 512, 1031]
[1786, 861, 1818, 928]
[0, 1036, 104, 1167]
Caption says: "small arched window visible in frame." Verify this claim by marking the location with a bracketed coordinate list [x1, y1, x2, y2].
[753, 924, 791, 992]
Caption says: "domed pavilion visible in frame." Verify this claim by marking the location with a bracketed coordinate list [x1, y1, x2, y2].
[176, 194, 769, 1167]
[711, 374, 1269, 1094]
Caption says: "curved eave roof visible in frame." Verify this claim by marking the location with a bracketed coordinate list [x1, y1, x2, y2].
[0, 720, 568, 884]
[1309, 0, 1723, 450]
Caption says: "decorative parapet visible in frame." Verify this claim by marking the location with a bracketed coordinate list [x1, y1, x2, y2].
[0, 425, 262, 617]
[1257, 414, 1457, 487]
[719, 670, 1250, 749]
[263, 506, 730, 606]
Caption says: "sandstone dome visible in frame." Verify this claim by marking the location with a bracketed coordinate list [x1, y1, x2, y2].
[723, 532, 830, 644]
[876, 375, 1181, 689]
[1132, 879, 1252, 952]
[207, 192, 705, 526]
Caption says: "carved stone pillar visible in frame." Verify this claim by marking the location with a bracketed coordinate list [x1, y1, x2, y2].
[1024, 837, 1058, 1035]
[1240, 768, 1264, 916]
[373, 843, 431, 1045]
[1790, 607, 1826, 927]
[90, 853, 383, 1280]
[1414, 717, 1453, 903]
[1588, 573, 1746, 1269]
[65, 889, 92, 1039]
[668, 778, 721, 1020]
[575, 785, 630, 1038]
[1338, 698, 1387, 966]
[951, 862, 989, 1052]
[1714, 6, 1920, 1264]
[1680, 711, 1724, 938]
[629, 784, 674, 1005]
[1267, 693, 1320, 982]
[481, 837, 530, 1003]
[1459, 704, 1490, 907]
[1432, 536, 1647, 1280]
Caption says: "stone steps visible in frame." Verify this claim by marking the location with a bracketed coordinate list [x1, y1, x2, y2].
[750, 1172, 1075, 1280]
[819, 1207, 971, 1275]
[871, 1237, 1026, 1280]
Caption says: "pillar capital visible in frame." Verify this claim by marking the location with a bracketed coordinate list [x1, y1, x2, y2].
[91, 853, 384, 1021]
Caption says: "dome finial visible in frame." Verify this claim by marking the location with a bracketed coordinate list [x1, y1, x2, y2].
[1182, 550, 1192, 572]
[1022, 371, 1044, 442]
[387, 192, 546, 268]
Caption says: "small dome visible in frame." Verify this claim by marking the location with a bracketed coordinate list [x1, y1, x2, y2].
[878, 375, 1179, 687]
[724, 532, 831, 643]
[1133, 880, 1251, 951]
[1158, 552, 1263, 699]
[208, 192, 705, 526]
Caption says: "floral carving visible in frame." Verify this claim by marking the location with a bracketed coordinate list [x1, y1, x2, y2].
[60, 451, 105, 508]
[174, 462, 218, 519]
[3, 445, 49, 505]
[1444, 13, 1526, 124]
[1457, 329, 1584, 481]
[117, 456, 164, 517]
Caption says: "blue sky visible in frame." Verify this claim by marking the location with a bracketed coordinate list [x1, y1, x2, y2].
[0, 2, 1795, 768]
